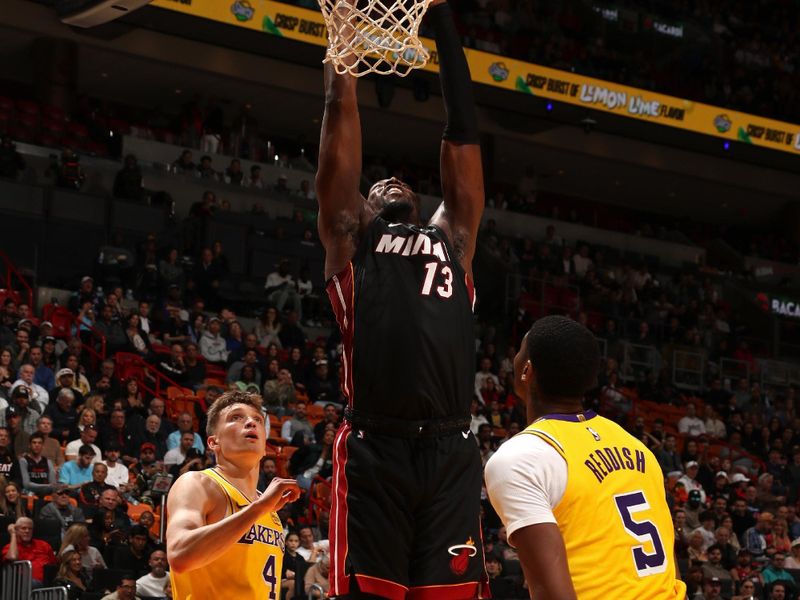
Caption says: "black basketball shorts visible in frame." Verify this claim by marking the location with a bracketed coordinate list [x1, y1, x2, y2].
[329, 420, 489, 600]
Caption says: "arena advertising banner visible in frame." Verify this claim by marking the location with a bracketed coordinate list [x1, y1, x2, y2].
[756, 292, 800, 320]
[152, 0, 800, 156]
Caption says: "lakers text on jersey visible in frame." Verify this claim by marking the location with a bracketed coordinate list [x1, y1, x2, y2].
[170, 468, 285, 600]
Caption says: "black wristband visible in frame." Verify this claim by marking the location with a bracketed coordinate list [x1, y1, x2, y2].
[428, 3, 480, 144]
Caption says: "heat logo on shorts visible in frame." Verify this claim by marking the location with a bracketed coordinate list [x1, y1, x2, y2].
[447, 537, 477, 576]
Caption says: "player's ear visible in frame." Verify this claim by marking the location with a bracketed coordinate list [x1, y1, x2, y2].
[207, 434, 219, 453]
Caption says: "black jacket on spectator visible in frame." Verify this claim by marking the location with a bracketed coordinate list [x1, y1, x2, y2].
[101, 426, 136, 459]
[112, 545, 151, 578]
[0, 448, 21, 486]
[49, 386, 84, 408]
[113, 164, 143, 201]
[129, 429, 168, 461]
[45, 403, 79, 443]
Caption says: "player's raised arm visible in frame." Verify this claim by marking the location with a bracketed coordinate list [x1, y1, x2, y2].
[427, 0, 484, 274]
[316, 28, 365, 279]
[166, 471, 299, 573]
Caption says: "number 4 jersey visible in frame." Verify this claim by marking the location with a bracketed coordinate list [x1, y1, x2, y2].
[326, 216, 476, 420]
[485, 411, 686, 600]
[170, 468, 285, 600]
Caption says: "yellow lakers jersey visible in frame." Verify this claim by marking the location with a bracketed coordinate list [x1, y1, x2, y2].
[171, 468, 286, 600]
[523, 411, 686, 600]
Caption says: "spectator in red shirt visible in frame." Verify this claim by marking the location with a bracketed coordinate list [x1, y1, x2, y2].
[2, 516, 56, 587]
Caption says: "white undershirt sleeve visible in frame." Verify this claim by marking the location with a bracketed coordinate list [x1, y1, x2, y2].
[484, 433, 568, 545]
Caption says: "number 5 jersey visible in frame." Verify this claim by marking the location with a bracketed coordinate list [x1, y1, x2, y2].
[484, 410, 686, 600]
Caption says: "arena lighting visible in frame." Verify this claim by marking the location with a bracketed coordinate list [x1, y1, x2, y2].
[59, 0, 152, 28]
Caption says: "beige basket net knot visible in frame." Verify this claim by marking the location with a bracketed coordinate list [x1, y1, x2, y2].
[318, 0, 435, 77]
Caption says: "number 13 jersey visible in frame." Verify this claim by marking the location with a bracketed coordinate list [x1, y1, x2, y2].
[485, 411, 686, 600]
[326, 216, 476, 420]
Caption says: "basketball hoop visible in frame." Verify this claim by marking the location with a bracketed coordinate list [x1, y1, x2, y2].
[318, 0, 434, 77]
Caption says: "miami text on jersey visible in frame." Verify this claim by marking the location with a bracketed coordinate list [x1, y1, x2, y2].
[374, 232, 450, 262]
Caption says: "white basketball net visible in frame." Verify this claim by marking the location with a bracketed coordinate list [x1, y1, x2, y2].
[318, 0, 434, 77]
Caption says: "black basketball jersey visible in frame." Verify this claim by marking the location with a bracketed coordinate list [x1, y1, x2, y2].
[23, 454, 50, 485]
[326, 216, 475, 420]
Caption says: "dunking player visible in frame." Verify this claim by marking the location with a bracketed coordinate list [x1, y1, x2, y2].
[166, 392, 300, 600]
[485, 316, 686, 599]
[316, 0, 487, 598]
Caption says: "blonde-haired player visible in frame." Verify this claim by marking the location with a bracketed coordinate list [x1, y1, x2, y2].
[485, 316, 685, 600]
[167, 391, 300, 600]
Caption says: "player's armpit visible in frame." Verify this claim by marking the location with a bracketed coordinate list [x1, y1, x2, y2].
[510, 523, 577, 600]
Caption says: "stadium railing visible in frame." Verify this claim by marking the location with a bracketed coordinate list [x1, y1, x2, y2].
[31, 586, 69, 600]
[621, 342, 660, 383]
[1, 560, 32, 600]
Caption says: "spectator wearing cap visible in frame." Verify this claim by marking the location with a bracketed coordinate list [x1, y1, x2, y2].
[112, 526, 152, 577]
[784, 538, 800, 569]
[39, 484, 86, 533]
[41, 336, 59, 371]
[6, 405, 31, 456]
[2, 516, 57, 587]
[65, 424, 102, 464]
[679, 461, 707, 504]
[702, 576, 724, 600]
[684, 489, 704, 530]
[102, 442, 130, 492]
[678, 403, 706, 438]
[762, 552, 794, 585]
[28, 346, 55, 392]
[711, 472, 731, 502]
[306, 359, 338, 405]
[36, 415, 65, 468]
[165, 412, 203, 453]
[281, 401, 314, 445]
[11, 363, 49, 413]
[8, 386, 41, 435]
[19, 432, 56, 495]
[68, 276, 99, 314]
[743, 511, 774, 559]
[199, 316, 228, 364]
[59, 445, 97, 490]
[45, 388, 78, 445]
[49, 368, 85, 408]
